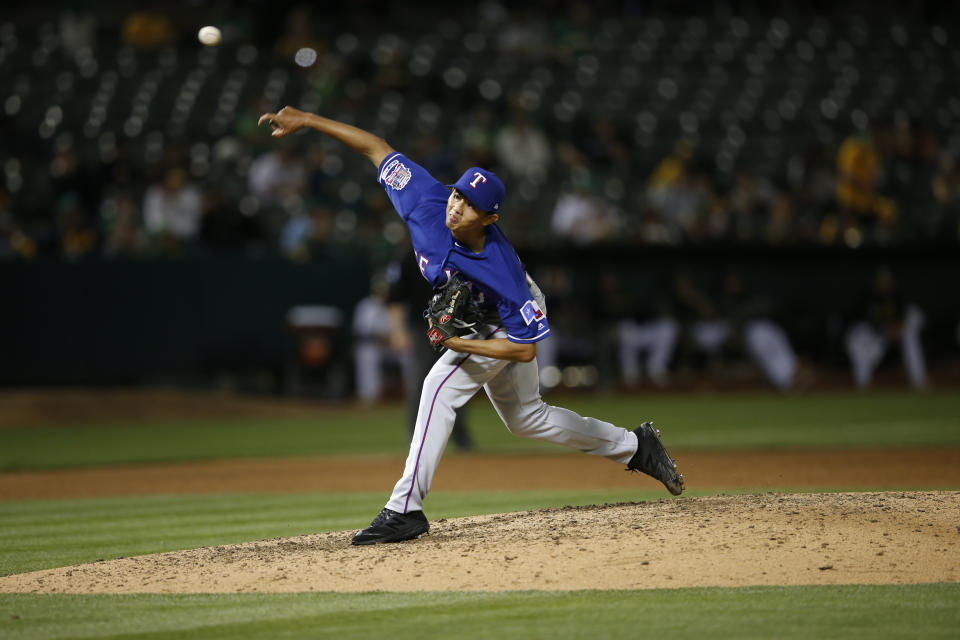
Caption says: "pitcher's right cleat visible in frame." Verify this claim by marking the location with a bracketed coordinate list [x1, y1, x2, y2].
[351, 508, 429, 545]
[626, 421, 685, 496]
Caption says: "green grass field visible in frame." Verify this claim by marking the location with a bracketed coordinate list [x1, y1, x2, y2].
[3, 390, 959, 470]
[1, 390, 958, 639]
[2, 584, 958, 640]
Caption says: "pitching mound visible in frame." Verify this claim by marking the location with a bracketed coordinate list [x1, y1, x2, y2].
[2, 491, 957, 594]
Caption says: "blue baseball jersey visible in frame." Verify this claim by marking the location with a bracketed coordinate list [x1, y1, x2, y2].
[377, 152, 549, 344]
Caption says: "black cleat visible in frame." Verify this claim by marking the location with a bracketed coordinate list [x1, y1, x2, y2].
[626, 422, 684, 496]
[351, 508, 430, 545]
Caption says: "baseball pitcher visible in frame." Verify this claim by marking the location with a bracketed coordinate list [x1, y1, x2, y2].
[258, 107, 684, 545]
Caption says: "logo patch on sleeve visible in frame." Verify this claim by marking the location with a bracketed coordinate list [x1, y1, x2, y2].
[380, 158, 412, 191]
[520, 299, 545, 326]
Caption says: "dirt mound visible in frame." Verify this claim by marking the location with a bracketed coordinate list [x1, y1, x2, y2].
[2, 492, 956, 594]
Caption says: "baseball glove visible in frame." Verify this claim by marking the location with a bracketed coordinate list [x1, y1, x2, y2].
[423, 275, 484, 350]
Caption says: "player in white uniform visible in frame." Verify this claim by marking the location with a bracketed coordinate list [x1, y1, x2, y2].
[845, 268, 927, 389]
[259, 107, 685, 545]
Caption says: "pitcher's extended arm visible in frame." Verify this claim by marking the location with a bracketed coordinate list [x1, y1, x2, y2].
[442, 336, 536, 363]
[258, 106, 394, 168]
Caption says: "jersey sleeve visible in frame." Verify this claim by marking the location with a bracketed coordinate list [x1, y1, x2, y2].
[495, 280, 551, 344]
[377, 152, 443, 221]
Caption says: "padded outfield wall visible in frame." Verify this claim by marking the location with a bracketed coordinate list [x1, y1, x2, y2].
[2, 245, 958, 385]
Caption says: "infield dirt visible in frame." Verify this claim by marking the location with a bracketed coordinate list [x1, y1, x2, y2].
[2, 448, 960, 500]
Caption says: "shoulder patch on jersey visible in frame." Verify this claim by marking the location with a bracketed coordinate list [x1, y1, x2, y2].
[520, 299, 545, 326]
[381, 158, 412, 191]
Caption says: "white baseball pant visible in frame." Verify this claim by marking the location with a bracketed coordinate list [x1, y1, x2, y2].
[618, 317, 679, 384]
[742, 319, 798, 391]
[693, 318, 797, 390]
[844, 305, 927, 388]
[385, 325, 638, 514]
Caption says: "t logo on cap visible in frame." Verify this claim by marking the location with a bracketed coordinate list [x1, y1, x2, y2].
[447, 166, 506, 213]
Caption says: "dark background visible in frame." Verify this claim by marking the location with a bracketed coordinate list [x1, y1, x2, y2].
[2, 0, 958, 390]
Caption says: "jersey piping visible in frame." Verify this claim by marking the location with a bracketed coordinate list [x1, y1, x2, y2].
[506, 326, 551, 343]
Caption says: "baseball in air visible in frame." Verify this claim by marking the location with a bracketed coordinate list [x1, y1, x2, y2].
[197, 25, 222, 46]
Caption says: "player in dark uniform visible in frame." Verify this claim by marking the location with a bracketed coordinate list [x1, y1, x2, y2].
[258, 106, 684, 545]
[386, 251, 474, 450]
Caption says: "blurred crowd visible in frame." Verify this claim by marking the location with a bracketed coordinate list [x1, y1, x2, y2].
[2, 1, 960, 262]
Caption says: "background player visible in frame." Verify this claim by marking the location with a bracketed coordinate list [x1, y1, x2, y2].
[845, 267, 927, 389]
[386, 251, 475, 450]
[258, 106, 685, 545]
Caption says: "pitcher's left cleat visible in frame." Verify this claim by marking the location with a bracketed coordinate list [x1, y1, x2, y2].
[351, 508, 429, 545]
[626, 421, 684, 495]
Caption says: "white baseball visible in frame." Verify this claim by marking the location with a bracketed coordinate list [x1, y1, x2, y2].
[198, 26, 222, 46]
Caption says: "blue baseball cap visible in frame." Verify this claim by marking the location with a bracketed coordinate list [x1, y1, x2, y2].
[447, 167, 505, 213]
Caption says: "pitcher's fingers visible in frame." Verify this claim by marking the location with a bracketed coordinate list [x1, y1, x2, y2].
[257, 112, 276, 126]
